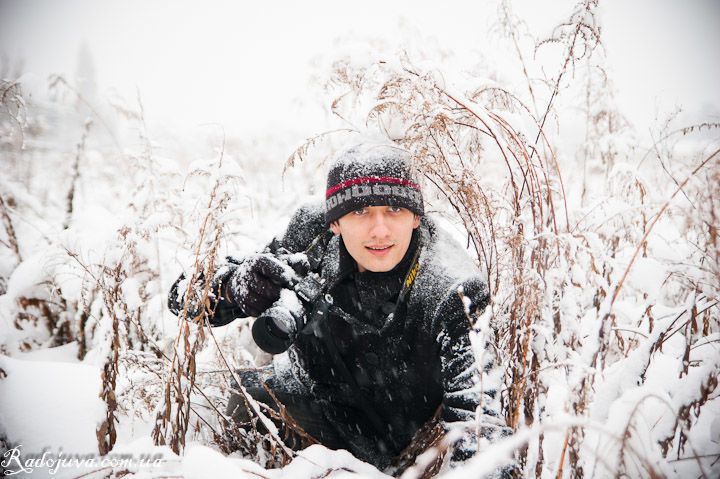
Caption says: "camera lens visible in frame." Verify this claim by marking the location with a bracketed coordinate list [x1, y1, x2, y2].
[252, 307, 294, 354]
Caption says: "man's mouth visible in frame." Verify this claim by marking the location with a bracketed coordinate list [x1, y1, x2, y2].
[365, 244, 393, 255]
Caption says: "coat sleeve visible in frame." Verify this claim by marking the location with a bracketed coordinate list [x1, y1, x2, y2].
[263, 200, 328, 255]
[432, 275, 510, 463]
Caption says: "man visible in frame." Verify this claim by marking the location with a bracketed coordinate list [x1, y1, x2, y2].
[169, 142, 508, 472]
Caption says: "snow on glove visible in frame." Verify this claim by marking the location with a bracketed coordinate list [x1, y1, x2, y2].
[168, 272, 207, 319]
[209, 260, 239, 301]
[274, 247, 311, 278]
[226, 253, 296, 317]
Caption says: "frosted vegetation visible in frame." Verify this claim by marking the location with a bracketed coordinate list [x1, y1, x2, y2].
[1, 1, 718, 477]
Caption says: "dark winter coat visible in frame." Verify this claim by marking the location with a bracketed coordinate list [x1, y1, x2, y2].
[210, 201, 505, 463]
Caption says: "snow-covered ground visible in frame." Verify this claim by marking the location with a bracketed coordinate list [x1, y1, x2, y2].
[1, 1, 719, 478]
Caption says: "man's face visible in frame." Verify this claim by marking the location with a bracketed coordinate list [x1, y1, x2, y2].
[330, 205, 420, 272]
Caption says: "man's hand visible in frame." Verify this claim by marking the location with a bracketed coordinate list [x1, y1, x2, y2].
[168, 272, 207, 319]
[225, 253, 294, 317]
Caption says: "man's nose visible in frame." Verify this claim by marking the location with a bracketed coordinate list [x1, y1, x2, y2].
[368, 213, 391, 238]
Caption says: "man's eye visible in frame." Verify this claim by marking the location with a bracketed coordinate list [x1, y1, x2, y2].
[354, 208, 367, 215]
[389, 206, 402, 213]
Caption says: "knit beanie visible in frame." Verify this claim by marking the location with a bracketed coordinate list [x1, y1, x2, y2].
[325, 143, 424, 224]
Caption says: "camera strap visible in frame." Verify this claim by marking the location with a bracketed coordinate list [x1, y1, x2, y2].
[396, 239, 422, 307]
[303, 229, 334, 271]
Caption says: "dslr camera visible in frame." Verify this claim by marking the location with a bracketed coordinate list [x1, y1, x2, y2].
[251, 270, 333, 354]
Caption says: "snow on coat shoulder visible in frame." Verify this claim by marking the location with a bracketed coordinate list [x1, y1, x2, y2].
[412, 214, 490, 326]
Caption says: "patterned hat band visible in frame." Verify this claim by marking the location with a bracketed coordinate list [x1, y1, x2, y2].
[325, 176, 424, 223]
[326, 176, 421, 196]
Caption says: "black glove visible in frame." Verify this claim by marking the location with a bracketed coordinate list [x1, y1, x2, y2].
[225, 253, 294, 317]
[168, 271, 211, 319]
[274, 247, 311, 278]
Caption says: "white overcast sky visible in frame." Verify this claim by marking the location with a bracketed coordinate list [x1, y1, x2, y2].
[1, 0, 719, 139]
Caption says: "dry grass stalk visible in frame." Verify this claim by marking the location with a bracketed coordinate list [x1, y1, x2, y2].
[200, 309, 296, 465]
[151, 183, 222, 454]
[533, 0, 602, 140]
[0, 79, 26, 148]
[89, 246, 152, 455]
[609, 148, 720, 307]
[149, 146, 296, 461]
[97, 284, 120, 455]
[0, 195, 21, 263]
[392, 412, 448, 479]
[152, 318, 205, 454]
[64, 119, 92, 230]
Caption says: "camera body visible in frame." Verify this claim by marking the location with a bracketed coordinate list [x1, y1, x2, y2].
[251, 271, 331, 354]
